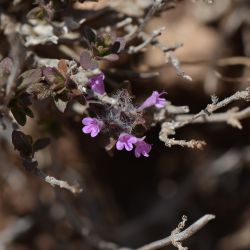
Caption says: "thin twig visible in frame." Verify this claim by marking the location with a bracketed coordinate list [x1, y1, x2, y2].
[175, 106, 250, 129]
[159, 88, 250, 147]
[139, 31, 191, 81]
[164, 138, 206, 149]
[59, 195, 215, 250]
[44, 176, 83, 194]
[137, 214, 215, 250]
[116, 17, 133, 29]
[125, 0, 165, 42]
[128, 27, 165, 54]
[174, 88, 250, 129]
[20, 157, 83, 194]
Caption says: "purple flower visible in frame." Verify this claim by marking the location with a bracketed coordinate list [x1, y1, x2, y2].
[116, 134, 152, 157]
[82, 117, 103, 137]
[139, 91, 167, 110]
[116, 133, 138, 151]
[88, 73, 105, 95]
[134, 139, 152, 158]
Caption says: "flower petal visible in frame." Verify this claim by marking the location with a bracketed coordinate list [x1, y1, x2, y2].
[82, 117, 93, 125]
[82, 125, 92, 134]
[116, 141, 124, 150]
[139, 91, 167, 110]
[88, 73, 105, 95]
[90, 127, 99, 137]
[124, 142, 133, 151]
[134, 140, 152, 158]
[91, 81, 105, 95]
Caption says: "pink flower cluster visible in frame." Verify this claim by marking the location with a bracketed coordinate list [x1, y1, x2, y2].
[81, 89, 167, 158]
[87, 74, 167, 110]
[81, 118, 151, 158]
[116, 133, 151, 158]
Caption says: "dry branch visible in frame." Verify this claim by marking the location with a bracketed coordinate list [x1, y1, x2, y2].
[60, 200, 215, 250]
[175, 107, 250, 129]
[137, 214, 215, 250]
[128, 27, 165, 54]
[174, 88, 250, 129]
[164, 139, 206, 149]
[159, 88, 250, 148]
[45, 176, 83, 194]
[125, 0, 166, 42]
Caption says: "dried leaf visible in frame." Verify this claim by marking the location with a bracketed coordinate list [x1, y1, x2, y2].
[33, 137, 51, 152]
[11, 107, 27, 126]
[83, 26, 96, 43]
[12, 130, 33, 157]
[23, 107, 34, 118]
[42, 67, 65, 88]
[80, 50, 98, 70]
[27, 82, 52, 100]
[109, 41, 122, 54]
[17, 93, 32, 107]
[58, 59, 68, 77]
[19, 68, 42, 88]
